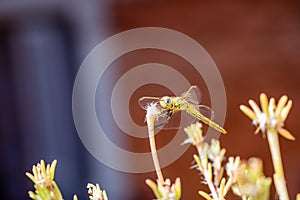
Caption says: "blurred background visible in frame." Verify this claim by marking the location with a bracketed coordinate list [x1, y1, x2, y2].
[1, 1, 300, 199]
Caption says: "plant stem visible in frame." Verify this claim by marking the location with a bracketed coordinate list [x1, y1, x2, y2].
[146, 114, 164, 184]
[196, 147, 219, 200]
[242, 195, 248, 200]
[206, 179, 219, 200]
[267, 128, 289, 200]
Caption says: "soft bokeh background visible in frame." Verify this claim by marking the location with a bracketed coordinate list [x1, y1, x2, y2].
[1, 1, 300, 199]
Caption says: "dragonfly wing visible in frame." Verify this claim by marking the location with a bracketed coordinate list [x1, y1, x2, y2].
[138, 96, 160, 110]
[156, 110, 197, 130]
[181, 85, 202, 105]
[197, 105, 215, 120]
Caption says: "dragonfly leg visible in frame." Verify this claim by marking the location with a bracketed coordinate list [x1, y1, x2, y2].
[154, 110, 173, 129]
[166, 110, 174, 123]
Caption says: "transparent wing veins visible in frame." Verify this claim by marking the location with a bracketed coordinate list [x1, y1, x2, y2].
[138, 96, 160, 110]
[181, 85, 202, 105]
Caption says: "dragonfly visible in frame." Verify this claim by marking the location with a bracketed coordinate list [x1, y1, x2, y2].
[139, 85, 227, 134]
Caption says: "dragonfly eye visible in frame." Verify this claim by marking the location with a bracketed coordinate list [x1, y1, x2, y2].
[165, 98, 171, 105]
[159, 96, 172, 108]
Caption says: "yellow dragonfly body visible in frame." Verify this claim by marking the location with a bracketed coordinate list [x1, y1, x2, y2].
[139, 86, 227, 134]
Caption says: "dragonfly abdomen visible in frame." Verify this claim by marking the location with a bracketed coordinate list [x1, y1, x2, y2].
[185, 105, 227, 134]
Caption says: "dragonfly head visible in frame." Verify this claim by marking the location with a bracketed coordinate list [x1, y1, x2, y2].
[160, 96, 172, 109]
